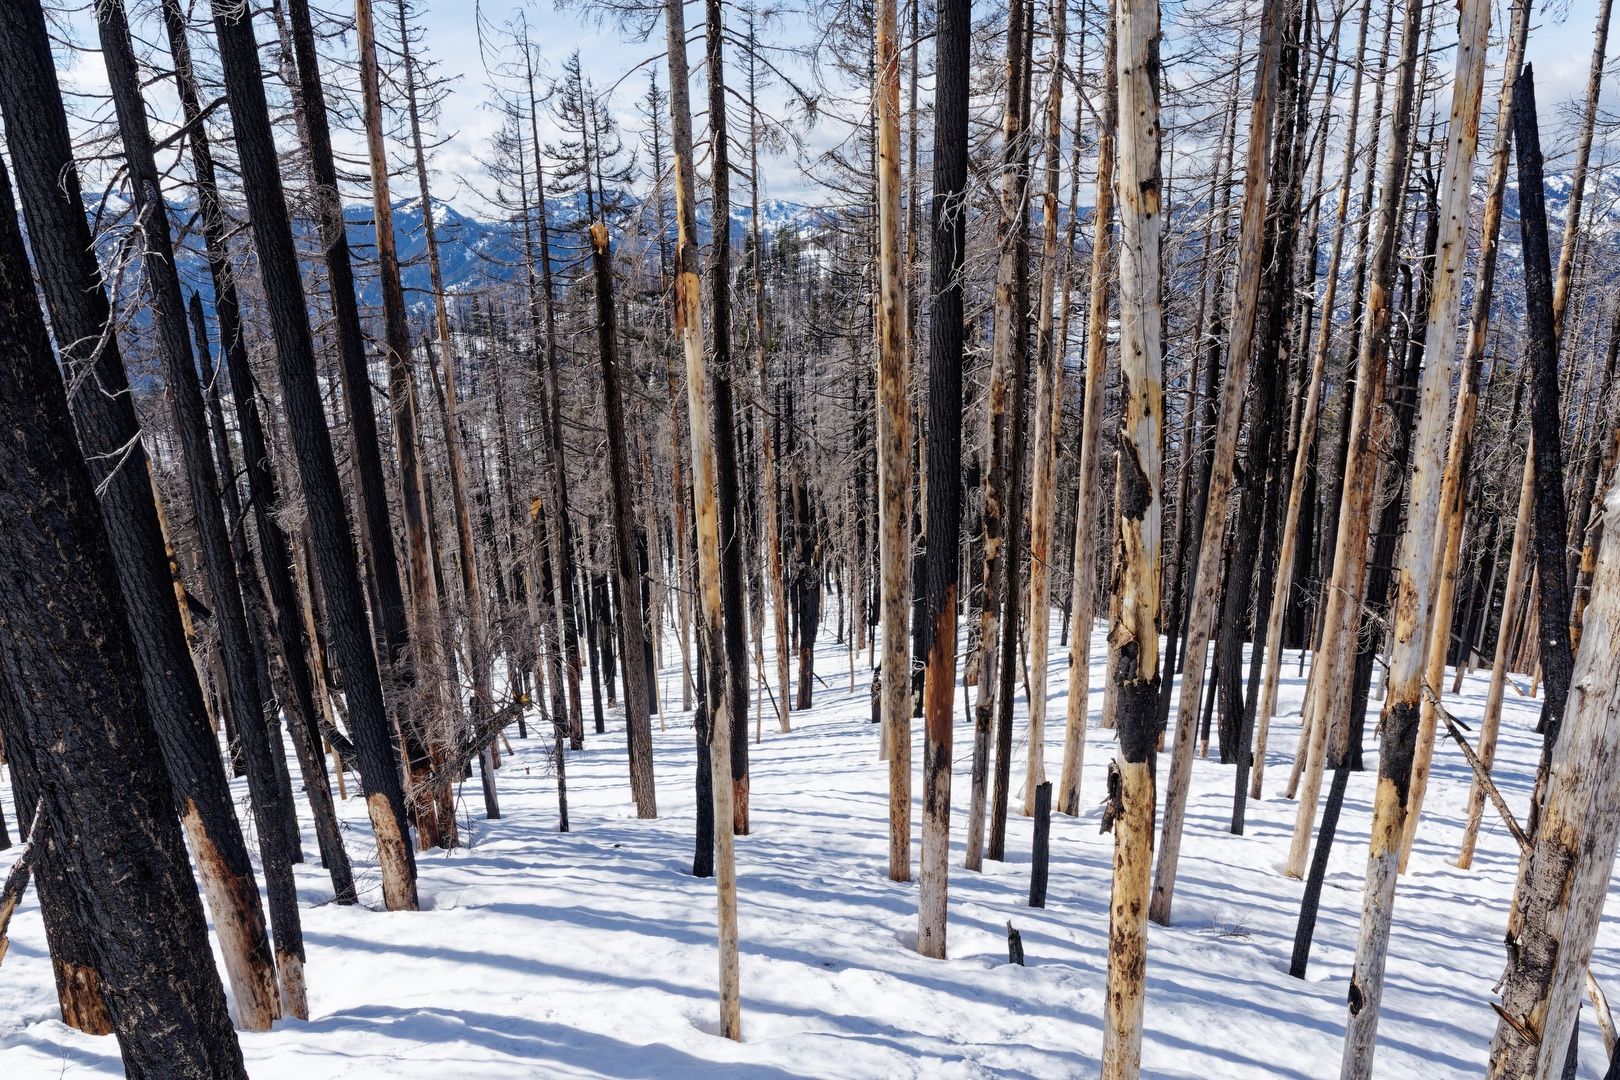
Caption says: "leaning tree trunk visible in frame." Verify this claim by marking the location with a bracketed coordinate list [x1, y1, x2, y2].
[1486, 471, 1620, 1078]
[1101, 0, 1165, 1068]
[0, 0, 282, 1030]
[1339, 0, 1486, 1071]
[1283, 0, 1420, 883]
[0, 149, 246, 1078]
[281, 0, 412, 677]
[164, 0, 356, 895]
[354, 0, 464, 828]
[212, 1, 419, 911]
[663, 0, 740, 1034]
[1399, 0, 1530, 866]
[1512, 67, 1576, 830]
[1250, 0, 1372, 801]
[98, 0, 310, 1017]
[1150, 0, 1284, 926]
[917, 0, 969, 961]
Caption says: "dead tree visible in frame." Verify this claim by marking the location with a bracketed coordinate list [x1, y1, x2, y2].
[1101, 0, 1165, 1067]
[98, 0, 310, 1016]
[964, 0, 1031, 870]
[1284, 0, 1421, 883]
[589, 219, 659, 818]
[397, 0, 492, 840]
[520, 37, 588, 747]
[1403, 0, 1530, 866]
[875, 0, 914, 882]
[281, 0, 413, 676]
[1511, 66, 1576, 824]
[212, 1, 419, 910]
[0, 0, 281, 1029]
[0, 149, 246, 1079]
[1025, 0, 1069, 822]
[1251, 0, 1375, 801]
[1486, 473, 1620, 1078]
[1338, 0, 1487, 1071]
[702, 0, 753, 834]
[663, 0, 740, 1034]
[163, 0, 355, 894]
[1058, 5, 1118, 818]
[1150, 0, 1285, 926]
[917, 0, 969, 961]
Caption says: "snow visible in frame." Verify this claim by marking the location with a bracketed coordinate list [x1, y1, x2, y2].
[1, 618, 1616, 1077]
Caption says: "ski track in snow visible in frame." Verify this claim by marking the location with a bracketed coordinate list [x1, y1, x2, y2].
[1, 619, 1615, 1077]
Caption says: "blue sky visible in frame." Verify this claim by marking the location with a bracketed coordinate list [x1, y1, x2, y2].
[48, 0, 1620, 212]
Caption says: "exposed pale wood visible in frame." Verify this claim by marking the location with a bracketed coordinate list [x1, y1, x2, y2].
[1151, 0, 1284, 925]
[1283, 0, 1417, 881]
[875, 0, 914, 883]
[1339, 2, 1487, 1070]
[662, 0, 740, 1034]
[1060, 0, 1119, 821]
[1250, 0, 1372, 801]
[1487, 476, 1620, 1077]
[1404, 0, 1530, 869]
[1023, 0, 1068, 821]
[1101, 0, 1164, 1065]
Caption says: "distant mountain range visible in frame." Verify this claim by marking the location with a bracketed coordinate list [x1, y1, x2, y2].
[99, 166, 1620, 328]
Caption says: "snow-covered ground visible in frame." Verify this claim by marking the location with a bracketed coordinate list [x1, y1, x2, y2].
[1, 618, 1615, 1077]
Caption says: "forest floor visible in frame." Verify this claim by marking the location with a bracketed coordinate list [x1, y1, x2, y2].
[1, 618, 1616, 1077]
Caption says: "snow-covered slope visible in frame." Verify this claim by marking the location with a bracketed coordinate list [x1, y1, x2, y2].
[0, 618, 1612, 1077]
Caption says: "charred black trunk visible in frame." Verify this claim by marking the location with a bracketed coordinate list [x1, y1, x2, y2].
[212, 1, 418, 909]
[0, 148, 246, 1079]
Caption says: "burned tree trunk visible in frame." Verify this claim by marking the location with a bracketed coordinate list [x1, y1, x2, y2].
[164, 0, 354, 896]
[1339, 0, 1487, 1070]
[702, 0, 753, 834]
[875, 0, 914, 882]
[1101, 0, 1165, 1067]
[1058, 8, 1118, 818]
[663, 0, 740, 1033]
[964, 0, 1031, 870]
[0, 149, 246, 1079]
[282, 0, 411, 673]
[0, 0, 281, 1029]
[590, 223, 659, 818]
[212, 1, 419, 910]
[1513, 67, 1576, 811]
[917, 0, 968, 961]
[99, 0, 310, 1016]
